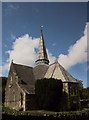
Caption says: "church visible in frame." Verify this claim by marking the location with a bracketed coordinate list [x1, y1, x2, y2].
[5, 28, 80, 111]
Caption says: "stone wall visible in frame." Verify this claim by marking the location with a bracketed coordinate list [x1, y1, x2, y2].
[5, 65, 26, 111]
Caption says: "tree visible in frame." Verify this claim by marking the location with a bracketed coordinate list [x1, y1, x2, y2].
[80, 87, 89, 99]
[35, 78, 63, 111]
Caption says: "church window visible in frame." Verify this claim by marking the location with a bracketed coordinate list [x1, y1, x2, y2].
[20, 93, 23, 106]
[71, 87, 77, 96]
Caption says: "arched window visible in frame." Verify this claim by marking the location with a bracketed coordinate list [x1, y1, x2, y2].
[20, 93, 23, 106]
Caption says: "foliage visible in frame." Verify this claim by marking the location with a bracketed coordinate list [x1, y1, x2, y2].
[35, 78, 63, 111]
[2, 107, 89, 120]
[80, 87, 89, 100]
[2, 106, 17, 115]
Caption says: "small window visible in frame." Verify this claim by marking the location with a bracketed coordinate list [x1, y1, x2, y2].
[71, 87, 77, 96]
[20, 93, 23, 106]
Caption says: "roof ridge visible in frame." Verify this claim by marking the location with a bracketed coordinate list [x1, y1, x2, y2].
[58, 63, 78, 82]
[13, 62, 33, 69]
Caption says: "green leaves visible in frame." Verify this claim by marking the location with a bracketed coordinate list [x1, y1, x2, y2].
[35, 78, 63, 111]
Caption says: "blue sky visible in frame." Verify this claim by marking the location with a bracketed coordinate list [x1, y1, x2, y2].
[2, 2, 88, 87]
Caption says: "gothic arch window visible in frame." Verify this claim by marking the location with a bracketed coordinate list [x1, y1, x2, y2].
[70, 86, 77, 96]
[20, 93, 23, 106]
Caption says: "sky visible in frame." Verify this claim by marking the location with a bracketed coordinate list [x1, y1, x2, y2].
[1, 2, 88, 87]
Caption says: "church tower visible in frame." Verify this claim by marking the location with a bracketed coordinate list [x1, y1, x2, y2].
[35, 26, 49, 65]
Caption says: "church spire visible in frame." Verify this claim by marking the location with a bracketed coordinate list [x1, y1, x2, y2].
[35, 26, 49, 65]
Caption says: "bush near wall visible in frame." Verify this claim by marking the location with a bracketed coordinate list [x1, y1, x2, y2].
[2, 107, 89, 120]
[35, 78, 63, 111]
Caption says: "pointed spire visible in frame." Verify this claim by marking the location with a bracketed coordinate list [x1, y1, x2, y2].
[35, 26, 49, 65]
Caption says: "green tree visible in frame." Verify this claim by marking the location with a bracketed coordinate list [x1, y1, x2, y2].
[80, 87, 89, 99]
[35, 78, 63, 111]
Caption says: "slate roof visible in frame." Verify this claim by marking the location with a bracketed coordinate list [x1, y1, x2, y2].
[45, 62, 78, 83]
[13, 63, 35, 85]
[12, 63, 35, 94]
[33, 64, 49, 80]
[12, 63, 49, 94]
[19, 84, 35, 94]
[11, 61, 78, 94]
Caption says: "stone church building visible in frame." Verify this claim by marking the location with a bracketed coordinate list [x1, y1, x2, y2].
[5, 28, 80, 111]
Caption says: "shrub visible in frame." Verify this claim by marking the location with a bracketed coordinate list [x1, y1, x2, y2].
[35, 78, 63, 111]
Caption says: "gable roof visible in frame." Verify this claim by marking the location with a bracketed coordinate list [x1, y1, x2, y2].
[44, 62, 78, 83]
[19, 84, 35, 94]
[13, 63, 35, 85]
[10, 62, 35, 94]
[9, 61, 78, 94]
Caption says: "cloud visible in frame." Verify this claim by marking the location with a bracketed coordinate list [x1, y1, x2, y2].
[52, 43, 56, 46]
[6, 34, 39, 66]
[87, 22, 89, 61]
[2, 33, 56, 76]
[1, 34, 39, 76]
[47, 49, 56, 64]
[3, 3, 19, 15]
[11, 33, 16, 40]
[58, 23, 87, 69]
[2, 23, 88, 76]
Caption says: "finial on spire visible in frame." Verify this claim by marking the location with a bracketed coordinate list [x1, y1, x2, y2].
[40, 25, 43, 34]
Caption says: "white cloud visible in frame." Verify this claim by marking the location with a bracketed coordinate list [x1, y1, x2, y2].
[52, 43, 56, 46]
[11, 33, 16, 40]
[3, 3, 19, 15]
[87, 22, 89, 61]
[2, 22, 88, 76]
[2, 33, 56, 76]
[1, 34, 40, 76]
[47, 49, 56, 64]
[58, 23, 87, 69]
[7, 34, 39, 66]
